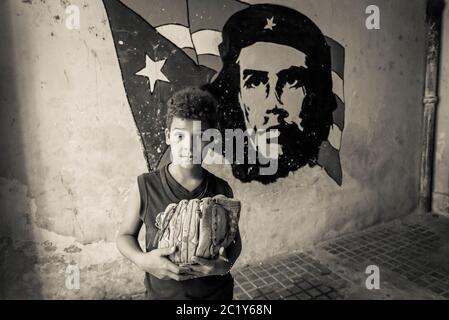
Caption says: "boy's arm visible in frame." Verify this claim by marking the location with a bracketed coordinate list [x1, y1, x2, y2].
[116, 181, 145, 265]
[116, 180, 194, 281]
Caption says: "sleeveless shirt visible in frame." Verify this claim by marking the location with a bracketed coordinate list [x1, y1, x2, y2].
[137, 163, 235, 300]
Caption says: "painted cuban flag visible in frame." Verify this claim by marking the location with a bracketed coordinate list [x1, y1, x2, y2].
[103, 0, 345, 185]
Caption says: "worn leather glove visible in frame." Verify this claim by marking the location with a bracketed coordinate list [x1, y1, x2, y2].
[154, 195, 241, 266]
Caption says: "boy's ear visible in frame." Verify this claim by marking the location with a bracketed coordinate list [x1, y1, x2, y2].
[165, 128, 170, 145]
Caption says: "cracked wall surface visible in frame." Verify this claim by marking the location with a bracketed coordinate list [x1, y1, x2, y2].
[0, 0, 428, 299]
[0, 0, 147, 299]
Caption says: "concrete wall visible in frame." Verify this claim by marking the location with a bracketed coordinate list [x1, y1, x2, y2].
[0, 0, 148, 299]
[433, 1, 449, 216]
[0, 0, 427, 299]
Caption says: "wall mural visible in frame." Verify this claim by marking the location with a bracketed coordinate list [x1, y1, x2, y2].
[103, 0, 345, 185]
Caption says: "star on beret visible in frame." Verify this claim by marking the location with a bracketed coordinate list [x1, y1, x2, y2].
[264, 16, 276, 31]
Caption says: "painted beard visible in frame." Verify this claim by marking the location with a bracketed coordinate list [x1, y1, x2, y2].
[230, 120, 322, 184]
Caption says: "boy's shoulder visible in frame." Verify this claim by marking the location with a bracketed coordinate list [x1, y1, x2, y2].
[137, 168, 162, 184]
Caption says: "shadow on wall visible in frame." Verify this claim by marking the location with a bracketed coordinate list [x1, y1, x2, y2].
[0, 1, 43, 299]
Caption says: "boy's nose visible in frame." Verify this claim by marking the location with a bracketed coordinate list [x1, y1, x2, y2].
[183, 142, 193, 153]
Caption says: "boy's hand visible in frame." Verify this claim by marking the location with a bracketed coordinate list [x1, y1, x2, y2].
[188, 247, 232, 277]
[137, 246, 195, 281]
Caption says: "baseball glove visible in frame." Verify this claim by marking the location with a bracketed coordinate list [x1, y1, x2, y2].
[153, 194, 241, 266]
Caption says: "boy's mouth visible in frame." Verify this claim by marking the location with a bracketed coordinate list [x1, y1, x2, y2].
[180, 155, 195, 162]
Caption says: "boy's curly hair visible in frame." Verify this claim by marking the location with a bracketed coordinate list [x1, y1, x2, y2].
[166, 87, 218, 129]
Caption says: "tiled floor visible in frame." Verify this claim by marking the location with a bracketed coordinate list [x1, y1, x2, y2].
[319, 221, 449, 299]
[232, 213, 449, 300]
[232, 252, 347, 300]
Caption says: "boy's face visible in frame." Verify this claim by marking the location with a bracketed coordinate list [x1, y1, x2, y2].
[165, 117, 210, 168]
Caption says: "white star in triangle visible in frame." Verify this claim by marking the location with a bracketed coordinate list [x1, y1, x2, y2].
[264, 17, 276, 30]
[135, 55, 170, 94]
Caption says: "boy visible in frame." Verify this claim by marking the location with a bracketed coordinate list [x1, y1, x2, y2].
[116, 87, 242, 300]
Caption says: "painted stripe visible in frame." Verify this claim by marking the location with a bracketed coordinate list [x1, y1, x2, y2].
[182, 47, 199, 64]
[188, 0, 249, 33]
[328, 124, 342, 151]
[156, 24, 194, 49]
[198, 54, 223, 72]
[120, 0, 189, 28]
[325, 36, 345, 79]
[317, 141, 343, 186]
[332, 71, 344, 103]
[333, 95, 345, 131]
[192, 30, 222, 56]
